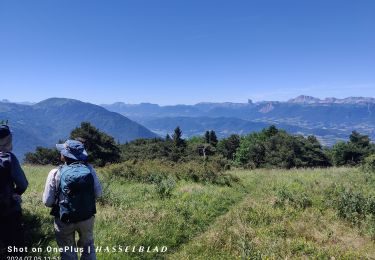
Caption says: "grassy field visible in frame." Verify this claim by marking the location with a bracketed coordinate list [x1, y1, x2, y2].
[21, 165, 375, 259]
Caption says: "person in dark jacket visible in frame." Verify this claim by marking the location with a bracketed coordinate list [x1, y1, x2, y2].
[0, 124, 28, 257]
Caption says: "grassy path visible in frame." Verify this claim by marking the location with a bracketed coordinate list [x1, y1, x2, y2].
[22, 166, 249, 259]
[171, 169, 375, 259]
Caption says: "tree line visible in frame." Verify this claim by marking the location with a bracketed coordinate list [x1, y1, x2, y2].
[24, 122, 375, 169]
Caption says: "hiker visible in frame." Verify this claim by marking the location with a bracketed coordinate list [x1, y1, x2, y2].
[0, 124, 28, 257]
[43, 140, 102, 260]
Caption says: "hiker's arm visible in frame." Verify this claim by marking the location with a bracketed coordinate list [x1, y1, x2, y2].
[90, 166, 103, 198]
[10, 153, 28, 195]
[43, 169, 58, 207]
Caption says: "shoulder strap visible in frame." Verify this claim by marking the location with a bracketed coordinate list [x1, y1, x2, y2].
[54, 165, 63, 204]
[0, 151, 12, 163]
[0, 151, 12, 180]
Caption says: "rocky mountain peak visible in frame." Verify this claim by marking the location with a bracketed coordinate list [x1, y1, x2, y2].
[287, 95, 321, 104]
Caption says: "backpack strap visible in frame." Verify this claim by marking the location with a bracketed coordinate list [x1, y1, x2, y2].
[50, 165, 63, 218]
[0, 152, 15, 217]
[0, 151, 12, 167]
[0, 151, 12, 161]
[55, 165, 63, 200]
[0, 151, 12, 188]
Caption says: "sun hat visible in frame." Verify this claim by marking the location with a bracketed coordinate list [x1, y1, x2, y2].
[56, 139, 88, 161]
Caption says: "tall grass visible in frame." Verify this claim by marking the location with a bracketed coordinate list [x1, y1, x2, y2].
[99, 159, 239, 186]
[20, 165, 375, 259]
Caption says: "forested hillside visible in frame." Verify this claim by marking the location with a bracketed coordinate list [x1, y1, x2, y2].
[0, 98, 157, 158]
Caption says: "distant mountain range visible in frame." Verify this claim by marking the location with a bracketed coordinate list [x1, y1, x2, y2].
[0, 98, 157, 159]
[2, 95, 374, 159]
[102, 95, 375, 146]
[287, 95, 375, 105]
[140, 116, 344, 141]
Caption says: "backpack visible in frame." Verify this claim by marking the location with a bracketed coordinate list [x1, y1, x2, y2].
[57, 163, 96, 223]
[0, 152, 14, 216]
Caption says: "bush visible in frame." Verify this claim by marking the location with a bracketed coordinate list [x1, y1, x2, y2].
[366, 196, 375, 216]
[100, 158, 239, 186]
[24, 147, 60, 165]
[24, 122, 121, 167]
[362, 154, 375, 173]
[325, 184, 375, 240]
[274, 186, 312, 209]
[336, 189, 367, 224]
[154, 176, 176, 199]
[235, 126, 330, 169]
[330, 131, 375, 167]
[325, 185, 371, 225]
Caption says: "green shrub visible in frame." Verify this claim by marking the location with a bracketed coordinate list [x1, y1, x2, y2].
[369, 216, 375, 241]
[330, 131, 375, 167]
[24, 147, 60, 165]
[275, 186, 312, 209]
[154, 176, 176, 199]
[325, 185, 370, 225]
[336, 189, 366, 224]
[366, 196, 375, 216]
[235, 126, 330, 169]
[362, 154, 375, 173]
[99, 159, 239, 186]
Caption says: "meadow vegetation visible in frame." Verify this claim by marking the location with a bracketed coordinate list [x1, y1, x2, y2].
[21, 123, 375, 258]
[21, 165, 375, 259]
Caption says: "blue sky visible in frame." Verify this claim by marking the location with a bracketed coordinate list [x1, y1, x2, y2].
[0, 0, 374, 105]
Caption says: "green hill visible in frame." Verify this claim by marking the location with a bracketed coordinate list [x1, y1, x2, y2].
[0, 98, 157, 159]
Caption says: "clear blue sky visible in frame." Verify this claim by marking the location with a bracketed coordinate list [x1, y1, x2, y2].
[0, 0, 374, 105]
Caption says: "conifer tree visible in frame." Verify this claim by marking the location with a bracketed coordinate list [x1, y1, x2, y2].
[209, 130, 218, 147]
[204, 131, 210, 143]
[172, 126, 185, 148]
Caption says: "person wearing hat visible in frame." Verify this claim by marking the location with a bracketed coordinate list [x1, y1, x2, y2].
[43, 139, 102, 260]
[0, 125, 28, 257]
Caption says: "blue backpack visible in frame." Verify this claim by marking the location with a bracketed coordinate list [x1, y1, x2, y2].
[57, 163, 96, 223]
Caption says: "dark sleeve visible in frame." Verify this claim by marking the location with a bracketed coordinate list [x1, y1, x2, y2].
[10, 153, 29, 195]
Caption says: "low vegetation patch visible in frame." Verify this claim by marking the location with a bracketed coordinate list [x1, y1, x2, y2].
[171, 168, 375, 259]
[324, 182, 375, 240]
[99, 159, 239, 186]
[362, 154, 375, 173]
[274, 186, 313, 210]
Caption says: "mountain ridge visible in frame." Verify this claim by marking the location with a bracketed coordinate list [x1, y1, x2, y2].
[102, 95, 375, 108]
[2, 95, 374, 156]
[101, 95, 375, 146]
[287, 95, 375, 105]
[0, 98, 157, 159]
